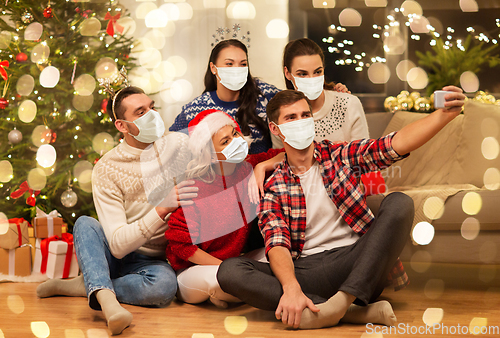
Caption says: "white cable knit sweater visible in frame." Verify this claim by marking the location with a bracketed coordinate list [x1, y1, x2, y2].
[91, 132, 191, 259]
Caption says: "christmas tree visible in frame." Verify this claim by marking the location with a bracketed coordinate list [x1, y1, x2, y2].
[0, 0, 135, 230]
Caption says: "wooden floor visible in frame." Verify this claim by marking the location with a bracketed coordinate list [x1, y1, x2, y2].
[2, 263, 500, 337]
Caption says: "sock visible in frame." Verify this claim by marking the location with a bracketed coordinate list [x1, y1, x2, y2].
[299, 291, 356, 329]
[36, 274, 86, 298]
[95, 289, 133, 335]
[340, 300, 397, 326]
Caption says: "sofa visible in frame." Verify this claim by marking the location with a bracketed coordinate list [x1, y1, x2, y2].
[365, 100, 500, 265]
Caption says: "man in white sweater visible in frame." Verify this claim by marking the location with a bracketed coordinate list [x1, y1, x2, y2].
[37, 86, 197, 335]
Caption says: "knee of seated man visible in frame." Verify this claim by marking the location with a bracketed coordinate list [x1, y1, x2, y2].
[385, 192, 414, 214]
[141, 272, 177, 307]
[73, 215, 102, 237]
[217, 257, 250, 292]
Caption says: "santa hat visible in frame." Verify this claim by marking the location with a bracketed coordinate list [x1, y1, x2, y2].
[188, 109, 241, 156]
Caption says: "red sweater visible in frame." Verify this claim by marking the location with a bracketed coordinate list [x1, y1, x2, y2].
[165, 148, 284, 271]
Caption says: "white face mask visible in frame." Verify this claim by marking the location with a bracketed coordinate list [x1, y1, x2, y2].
[215, 66, 248, 91]
[274, 118, 315, 150]
[122, 109, 165, 144]
[215, 136, 249, 163]
[292, 75, 324, 100]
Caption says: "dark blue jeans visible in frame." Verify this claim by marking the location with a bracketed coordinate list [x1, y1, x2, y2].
[74, 216, 177, 310]
[217, 192, 414, 310]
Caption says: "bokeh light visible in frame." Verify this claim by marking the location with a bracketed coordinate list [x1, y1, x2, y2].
[31, 125, 52, 147]
[422, 308, 444, 327]
[159, 21, 176, 37]
[469, 317, 488, 335]
[31, 42, 50, 64]
[31, 322, 50, 338]
[79, 17, 101, 36]
[86, 329, 110, 338]
[224, 316, 248, 335]
[203, 0, 226, 8]
[226, 1, 256, 19]
[266, 19, 289, 39]
[95, 57, 118, 79]
[73, 74, 96, 96]
[16, 74, 35, 96]
[136, 3, 157, 19]
[144, 29, 166, 50]
[479, 241, 496, 263]
[424, 279, 445, 299]
[64, 329, 85, 338]
[460, 0, 479, 12]
[461, 217, 480, 240]
[37, 162, 56, 177]
[36, 144, 57, 168]
[139, 48, 162, 69]
[368, 63, 390, 84]
[24, 22, 43, 41]
[407, 67, 429, 89]
[93, 132, 115, 155]
[400, 0, 423, 16]
[27, 168, 47, 191]
[409, 15, 430, 34]
[73, 161, 93, 184]
[312, 0, 336, 8]
[0, 31, 12, 49]
[0, 212, 8, 235]
[365, 0, 387, 6]
[396, 60, 416, 81]
[0, 160, 13, 183]
[384, 33, 405, 54]
[423, 196, 445, 220]
[129, 66, 150, 90]
[73, 94, 94, 112]
[176, 3, 193, 20]
[339, 8, 362, 27]
[160, 4, 180, 21]
[483, 168, 500, 190]
[460, 71, 480, 93]
[40, 66, 60, 88]
[410, 250, 432, 273]
[462, 192, 482, 215]
[170, 79, 193, 102]
[154, 61, 176, 82]
[116, 17, 136, 38]
[167, 56, 187, 78]
[18, 99, 37, 123]
[7, 295, 24, 314]
[145, 9, 168, 28]
[481, 137, 499, 160]
[412, 222, 435, 245]
[427, 17, 444, 35]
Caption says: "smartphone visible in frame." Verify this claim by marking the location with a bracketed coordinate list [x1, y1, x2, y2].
[434, 90, 453, 109]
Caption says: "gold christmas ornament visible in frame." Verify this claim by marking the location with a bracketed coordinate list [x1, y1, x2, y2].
[484, 94, 496, 104]
[384, 96, 397, 111]
[410, 91, 421, 101]
[397, 90, 410, 101]
[415, 97, 431, 112]
[399, 97, 414, 111]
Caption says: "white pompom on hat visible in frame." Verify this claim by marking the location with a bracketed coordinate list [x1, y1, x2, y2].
[187, 109, 241, 156]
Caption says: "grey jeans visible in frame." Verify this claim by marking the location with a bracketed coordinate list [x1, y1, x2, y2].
[217, 192, 414, 311]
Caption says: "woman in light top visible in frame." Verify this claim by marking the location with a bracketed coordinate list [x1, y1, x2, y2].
[170, 39, 279, 155]
[272, 38, 369, 149]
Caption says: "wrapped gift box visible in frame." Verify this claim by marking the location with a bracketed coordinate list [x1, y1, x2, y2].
[0, 245, 32, 276]
[46, 240, 79, 279]
[33, 238, 42, 273]
[33, 217, 63, 239]
[0, 220, 29, 249]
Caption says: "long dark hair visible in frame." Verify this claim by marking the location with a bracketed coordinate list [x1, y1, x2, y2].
[204, 39, 269, 141]
[283, 38, 336, 91]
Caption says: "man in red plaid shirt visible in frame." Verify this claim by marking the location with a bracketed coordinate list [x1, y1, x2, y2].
[218, 87, 466, 330]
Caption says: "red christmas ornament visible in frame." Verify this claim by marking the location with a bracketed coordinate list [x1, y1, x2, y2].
[16, 52, 28, 62]
[43, 6, 53, 18]
[100, 98, 108, 114]
[50, 131, 57, 143]
[93, 157, 100, 165]
[0, 97, 8, 109]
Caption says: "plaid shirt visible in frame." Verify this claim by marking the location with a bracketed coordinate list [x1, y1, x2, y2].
[258, 132, 410, 291]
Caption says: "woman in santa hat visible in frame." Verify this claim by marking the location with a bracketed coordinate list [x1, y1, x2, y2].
[165, 109, 283, 308]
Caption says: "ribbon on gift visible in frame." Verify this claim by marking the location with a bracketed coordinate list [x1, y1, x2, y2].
[39, 233, 74, 278]
[104, 12, 123, 36]
[9, 218, 28, 247]
[0, 60, 9, 81]
[36, 207, 61, 237]
[10, 181, 41, 206]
